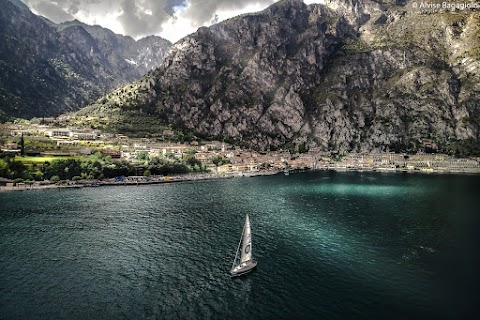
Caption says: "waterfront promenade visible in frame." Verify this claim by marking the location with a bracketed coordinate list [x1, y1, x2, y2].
[0, 170, 281, 192]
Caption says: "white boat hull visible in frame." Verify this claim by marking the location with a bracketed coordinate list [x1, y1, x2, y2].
[230, 259, 257, 277]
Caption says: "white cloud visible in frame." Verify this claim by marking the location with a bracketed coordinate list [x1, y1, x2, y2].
[76, 9, 126, 36]
[160, 1, 277, 43]
[214, 2, 276, 23]
[20, 0, 328, 42]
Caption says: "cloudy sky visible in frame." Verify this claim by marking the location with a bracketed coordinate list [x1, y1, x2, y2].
[21, 0, 324, 43]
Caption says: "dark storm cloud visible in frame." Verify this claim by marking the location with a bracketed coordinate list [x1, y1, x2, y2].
[182, 0, 275, 25]
[116, 0, 186, 38]
[28, 1, 75, 23]
[21, 0, 280, 38]
[24, 0, 106, 22]
[116, 0, 275, 38]
[164, 0, 187, 16]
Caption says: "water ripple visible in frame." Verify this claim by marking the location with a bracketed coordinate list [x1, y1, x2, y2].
[1, 172, 479, 319]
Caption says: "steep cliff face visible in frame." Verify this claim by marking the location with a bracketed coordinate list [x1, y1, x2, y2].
[0, 0, 171, 121]
[305, 0, 480, 152]
[57, 21, 171, 81]
[316, 0, 480, 152]
[82, 0, 480, 153]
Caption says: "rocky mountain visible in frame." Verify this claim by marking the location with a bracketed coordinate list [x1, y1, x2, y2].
[57, 21, 171, 78]
[75, 0, 480, 153]
[0, 0, 171, 121]
[6, 0, 28, 11]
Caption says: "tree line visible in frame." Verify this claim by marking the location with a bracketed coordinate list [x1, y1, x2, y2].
[0, 155, 206, 182]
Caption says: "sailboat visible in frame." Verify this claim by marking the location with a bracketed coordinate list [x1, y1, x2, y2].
[230, 214, 257, 277]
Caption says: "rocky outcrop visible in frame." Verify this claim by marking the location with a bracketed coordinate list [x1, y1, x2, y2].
[57, 21, 171, 81]
[0, 0, 171, 121]
[82, 0, 480, 153]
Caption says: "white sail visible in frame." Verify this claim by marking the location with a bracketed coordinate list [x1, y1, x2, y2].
[240, 214, 252, 263]
[230, 214, 257, 277]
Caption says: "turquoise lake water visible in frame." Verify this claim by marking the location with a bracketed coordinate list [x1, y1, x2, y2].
[1, 171, 479, 319]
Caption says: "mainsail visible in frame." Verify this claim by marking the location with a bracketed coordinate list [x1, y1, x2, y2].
[230, 214, 257, 277]
[240, 214, 252, 263]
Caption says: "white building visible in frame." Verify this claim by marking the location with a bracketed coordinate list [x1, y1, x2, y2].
[48, 129, 72, 137]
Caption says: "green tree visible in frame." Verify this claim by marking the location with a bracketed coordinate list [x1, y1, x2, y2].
[136, 151, 149, 161]
[185, 149, 197, 155]
[186, 157, 202, 168]
[149, 156, 164, 165]
[212, 156, 230, 166]
[260, 162, 271, 169]
[0, 158, 8, 177]
[19, 133, 25, 156]
[12, 178, 24, 185]
[298, 143, 308, 154]
[164, 152, 176, 159]
[7, 159, 27, 179]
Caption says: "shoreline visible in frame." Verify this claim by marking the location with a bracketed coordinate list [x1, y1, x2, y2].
[316, 165, 480, 175]
[0, 170, 281, 193]
[1, 166, 479, 193]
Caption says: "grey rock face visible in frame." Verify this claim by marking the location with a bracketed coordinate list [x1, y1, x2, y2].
[57, 21, 171, 81]
[0, 0, 171, 120]
[85, 0, 480, 153]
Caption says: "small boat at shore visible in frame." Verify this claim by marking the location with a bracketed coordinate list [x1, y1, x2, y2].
[230, 214, 257, 277]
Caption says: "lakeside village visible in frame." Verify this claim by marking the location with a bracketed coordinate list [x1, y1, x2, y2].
[1, 119, 480, 190]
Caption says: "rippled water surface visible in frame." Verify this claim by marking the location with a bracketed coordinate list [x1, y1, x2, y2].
[1, 171, 479, 319]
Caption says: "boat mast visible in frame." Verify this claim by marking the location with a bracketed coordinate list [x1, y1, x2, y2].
[231, 217, 246, 270]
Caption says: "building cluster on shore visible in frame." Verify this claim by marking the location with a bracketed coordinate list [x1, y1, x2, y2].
[312, 151, 480, 173]
[1, 122, 480, 188]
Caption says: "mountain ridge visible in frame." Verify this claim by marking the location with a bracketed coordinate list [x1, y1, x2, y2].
[0, 0, 171, 121]
[79, 0, 480, 154]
